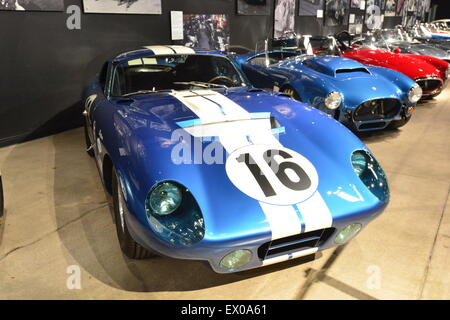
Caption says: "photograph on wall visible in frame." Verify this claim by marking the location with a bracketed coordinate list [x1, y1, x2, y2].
[274, 0, 296, 38]
[325, 0, 349, 27]
[298, 0, 323, 16]
[396, 0, 406, 16]
[349, 13, 364, 34]
[385, 0, 396, 16]
[350, 0, 362, 9]
[349, 23, 363, 35]
[416, 0, 430, 21]
[237, 0, 270, 15]
[406, 0, 415, 12]
[83, 0, 162, 14]
[183, 14, 230, 52]
[0, 0, 64, 11]
[365, 0, 385, 30]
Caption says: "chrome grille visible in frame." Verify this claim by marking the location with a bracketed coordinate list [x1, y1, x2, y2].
[416, 78, 443, 95]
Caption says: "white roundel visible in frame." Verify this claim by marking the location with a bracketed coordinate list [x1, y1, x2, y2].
[225, 145, 319, 205]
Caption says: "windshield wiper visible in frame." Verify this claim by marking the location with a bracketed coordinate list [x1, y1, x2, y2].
[121, 89, 172, 97]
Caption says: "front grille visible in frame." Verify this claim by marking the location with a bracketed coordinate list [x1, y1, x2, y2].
[353, 99, 401, 122]
[416, 78, 443, 95]
[257, 228, 335, 260]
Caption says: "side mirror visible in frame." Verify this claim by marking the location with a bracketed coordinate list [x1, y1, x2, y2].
[393, 48, 402, 54]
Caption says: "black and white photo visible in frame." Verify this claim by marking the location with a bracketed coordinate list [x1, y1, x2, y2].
[396, 0, 406, 16]
[83, 0, 162, 14]
[274, 0, 296, 38]
[350, 0, 362, 9]
[237, 0, 269, 15]
[298, 0, 323, 16]
[325, 0, 349, 27]
[385, 0, 396, 16]
[0, 0, 64, 11]
[183, 14, 230, 52]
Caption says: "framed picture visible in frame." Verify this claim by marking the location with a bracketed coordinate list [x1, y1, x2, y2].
[385, 0, 396, 16]
[0, 0, 64, 11]
[274, 0, 296, 38]
[83, 0, 162, 14]
[396, 0, 407, 16]
[350, 0, 362, 9]
[183, 14, 230, 52]
[237, 0, 269, 15]
[298, 0, 323, 16]
[325, 0, 349, 27]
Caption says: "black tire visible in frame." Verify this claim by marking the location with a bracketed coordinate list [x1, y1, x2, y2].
[0, 175, 4, 218]
[281, 86, 301, 101]
[389, 116, 411, 129]
[84, 121, 95, 157]
[112, 168, 154, 259]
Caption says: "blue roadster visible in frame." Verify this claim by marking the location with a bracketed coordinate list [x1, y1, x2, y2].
[233, 49, 422, 131]
[83, 45, 389, 273]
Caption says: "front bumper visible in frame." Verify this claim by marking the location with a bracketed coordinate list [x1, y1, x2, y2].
[124, 201, 386, 273]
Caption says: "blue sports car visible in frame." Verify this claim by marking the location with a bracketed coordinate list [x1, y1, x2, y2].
[83, 45, 389, 273]
[233, 49, 422, 131]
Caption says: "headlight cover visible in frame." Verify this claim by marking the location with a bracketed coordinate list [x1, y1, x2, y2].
[148, 181, 182, 216]
[220, 250, 253, 270]
[335, 223, 362, 245]
[408, 84, 422, 103]
[324, 91, 342, 110]
[351, 150, 389, 203]
[145, 181, 205, 246]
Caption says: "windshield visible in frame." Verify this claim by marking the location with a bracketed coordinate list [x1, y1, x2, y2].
[353, 35, 390, 51]
[381, 30, 404, 42]
[110, 54, 247, 97]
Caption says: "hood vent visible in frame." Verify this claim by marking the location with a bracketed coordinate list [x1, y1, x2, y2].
[336, 68, 370, 74]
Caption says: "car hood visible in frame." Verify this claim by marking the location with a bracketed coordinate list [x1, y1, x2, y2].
[112, 89, 383, 241]
[344, 49, 444, 80]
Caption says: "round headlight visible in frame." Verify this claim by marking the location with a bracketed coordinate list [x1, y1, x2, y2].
[220, 249, 253, 270]
[408, 84, 422, 103]
[324, 91, 342, 110]
[335, 223, 362, 245]
[351, 150, 389, 203]
[147, 181, 182, 216]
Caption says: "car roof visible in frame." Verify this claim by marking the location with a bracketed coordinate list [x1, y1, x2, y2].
[112, 45, 225, 64]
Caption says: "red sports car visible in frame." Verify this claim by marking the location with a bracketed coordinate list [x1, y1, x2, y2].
[335, 32, 450, 98]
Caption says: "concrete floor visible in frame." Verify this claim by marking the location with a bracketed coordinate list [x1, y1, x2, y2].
[0, 88, 449, 300]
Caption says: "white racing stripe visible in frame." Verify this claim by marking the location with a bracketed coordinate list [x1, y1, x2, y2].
[169, 45, 196, 55]
[144, 45, 196, 56]
[262, 247, 318, 266]
[296, 191, 333, 232]
[170, 89, 333, 241]
[144, 45, 175, 55]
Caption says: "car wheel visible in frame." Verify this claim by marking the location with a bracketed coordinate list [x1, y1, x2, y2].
[84, 121, 95, 158]
[389, 116, 411, 129]
[282, 86, 301, 101]
[112, 168, 154, 259]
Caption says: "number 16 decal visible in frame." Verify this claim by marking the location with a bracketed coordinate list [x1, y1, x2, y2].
[226, 145, 318, 206]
